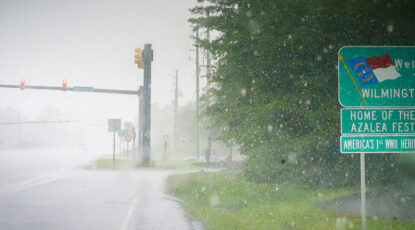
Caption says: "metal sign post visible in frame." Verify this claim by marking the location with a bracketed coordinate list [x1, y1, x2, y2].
[338, 46, 415, 230]
[108, 119, 121, 168]
[360, 152, 366, 230]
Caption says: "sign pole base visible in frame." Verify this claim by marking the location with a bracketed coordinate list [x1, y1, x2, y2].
[360, 152, 366, 230]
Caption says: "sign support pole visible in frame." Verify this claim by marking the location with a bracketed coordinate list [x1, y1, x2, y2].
[360, 152, 366, 230]
[127, 142, 129, 159]
[113, 130, 116, 168]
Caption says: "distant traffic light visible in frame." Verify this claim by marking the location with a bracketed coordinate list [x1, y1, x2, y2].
[135, 48, 144, 69]
[62, 79, 68, 91]
[19, 78, 25, 90]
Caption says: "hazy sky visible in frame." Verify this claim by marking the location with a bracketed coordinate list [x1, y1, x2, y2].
[0, 0, 203, 125]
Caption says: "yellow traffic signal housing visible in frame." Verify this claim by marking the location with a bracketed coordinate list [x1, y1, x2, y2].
[135, 48, 144, 69]
[19, 78, 25, 90]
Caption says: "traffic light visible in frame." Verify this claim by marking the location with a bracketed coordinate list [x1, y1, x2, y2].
[62, 79, 68, 91]
[19, 78, 25, 90]
[134, 48, 144, 69]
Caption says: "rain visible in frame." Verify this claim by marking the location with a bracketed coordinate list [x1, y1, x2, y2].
[0, 0, 415, 230]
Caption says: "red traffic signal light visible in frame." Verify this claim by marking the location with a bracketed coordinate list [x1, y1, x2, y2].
[19, 78, 25, 90]
[62, 79, 68, 91]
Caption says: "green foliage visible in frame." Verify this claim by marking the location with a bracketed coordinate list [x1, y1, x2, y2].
[190, 0, 415, 186]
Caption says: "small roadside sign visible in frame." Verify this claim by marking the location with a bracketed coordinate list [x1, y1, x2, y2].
[108, 119, 121, 132]
[124, 134, 133, 142]
[118, 130, 126, 138]
[124, 122, 133, 133]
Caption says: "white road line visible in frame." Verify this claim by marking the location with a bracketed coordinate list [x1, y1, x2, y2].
[0, 168, 69, 195]
[120, 196, 139, 230]
[7, 175, 66, 193]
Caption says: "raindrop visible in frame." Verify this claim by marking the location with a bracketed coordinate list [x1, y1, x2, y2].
[387, 24, 394, 33]
[209, 195, 220, 207]
[241, 88, 247, 97]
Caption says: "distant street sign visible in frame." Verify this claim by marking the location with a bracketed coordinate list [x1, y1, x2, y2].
[108, 119, 121, 132]
[341, 135, 415, 153]
[339, 46, 415, 107]
[180, 135, 187, 143]
[118, 130, 126, 138]
[72, 86, 95, 92]
[341, 108, 415, 135]
[124, 122, 133, 132]
[124, 134, 133, 142]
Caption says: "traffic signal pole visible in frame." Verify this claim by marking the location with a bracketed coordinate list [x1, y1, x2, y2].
[138, 89, 143, 160]
[0, 46, 153, 165]
[142, 44, 153, 165]
[0, 84, 141, 96]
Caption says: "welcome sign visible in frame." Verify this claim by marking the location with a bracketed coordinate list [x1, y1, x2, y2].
[339, 47, 415, 107]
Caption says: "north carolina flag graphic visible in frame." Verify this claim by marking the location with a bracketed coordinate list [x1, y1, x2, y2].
[347, 53, 401, 87]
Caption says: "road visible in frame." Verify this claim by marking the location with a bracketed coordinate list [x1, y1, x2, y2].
[0, 146, 200, 230]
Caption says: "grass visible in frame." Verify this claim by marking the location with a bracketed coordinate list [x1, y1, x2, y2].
[166, 170, 415, 230]
[86, 157, 140, 169]
[86, 156, 201, 170]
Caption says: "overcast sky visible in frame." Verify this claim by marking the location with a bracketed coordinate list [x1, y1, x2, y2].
[0, 0, 203, 125]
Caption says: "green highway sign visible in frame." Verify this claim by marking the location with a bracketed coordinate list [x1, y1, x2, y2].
[72, 86, 95, 92]
[341, 108, 415, 135]
[338, 46, 415, 107]
[341, 135, 415, 153]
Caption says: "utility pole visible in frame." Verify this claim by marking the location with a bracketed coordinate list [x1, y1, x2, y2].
[205, 9, 212, 154]
[195, 28, 200, 159]
[174, 70, 178, 155]
[142, 44, 153, 165]
[18, 108, 21, 146]
[206, 9, 211, 83]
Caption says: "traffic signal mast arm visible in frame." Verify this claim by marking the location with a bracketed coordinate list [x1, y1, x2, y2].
[0, 84, 142, 96]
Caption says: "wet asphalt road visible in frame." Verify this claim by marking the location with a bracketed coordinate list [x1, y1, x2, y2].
[0, 147, 197, 230]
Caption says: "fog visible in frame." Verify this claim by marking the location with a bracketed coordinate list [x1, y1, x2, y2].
[0, 0, 207, 159]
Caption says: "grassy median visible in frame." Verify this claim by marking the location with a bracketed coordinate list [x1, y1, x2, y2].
[166, 170, 415, 230]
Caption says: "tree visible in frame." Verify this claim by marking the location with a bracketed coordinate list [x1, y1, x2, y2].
[190, 0, 415, 186]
